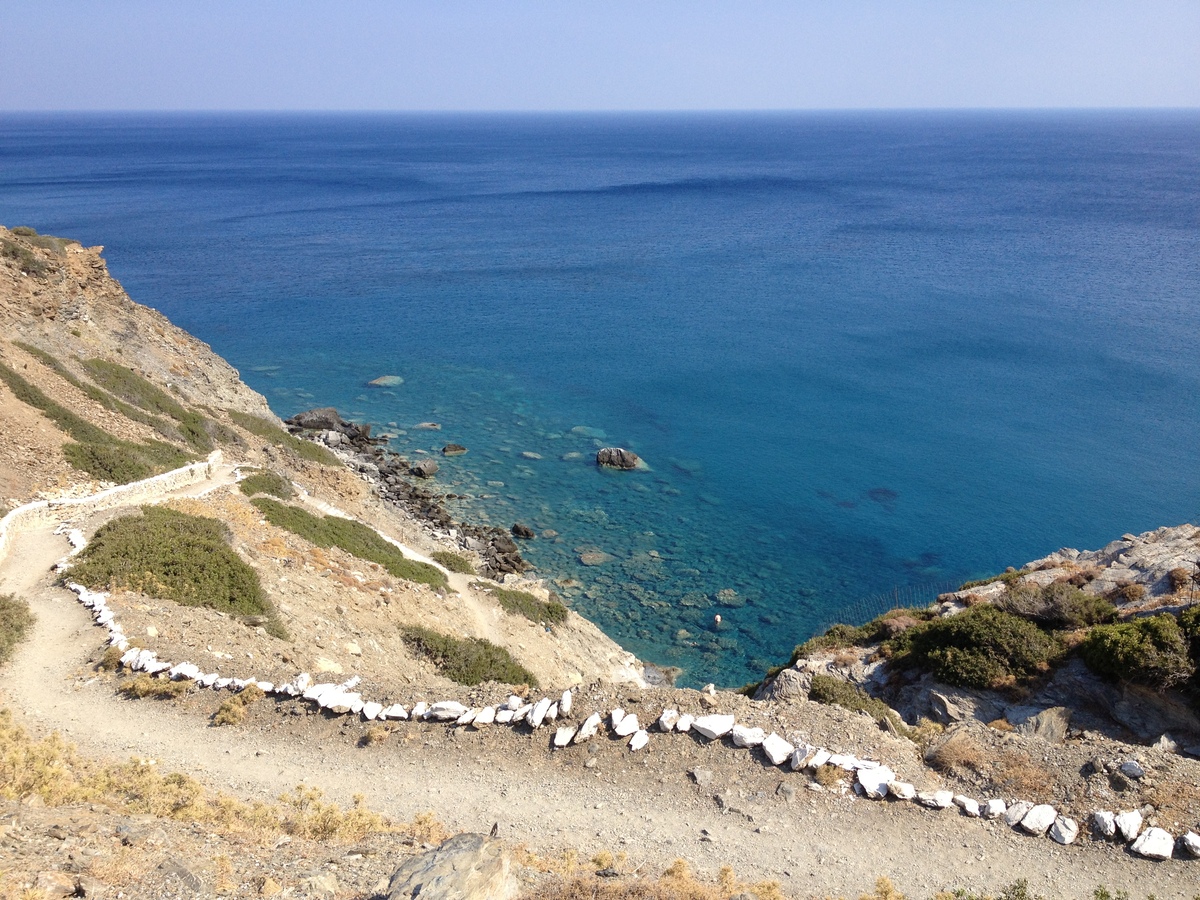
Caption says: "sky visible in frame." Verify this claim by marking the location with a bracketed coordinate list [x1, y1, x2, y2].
[1, 1, 1197, 111]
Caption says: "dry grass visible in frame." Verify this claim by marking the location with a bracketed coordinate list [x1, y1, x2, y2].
[118, 673, 190, 700]
[359, 724, 390, 747]
[96, 645, 124, 672]
[519, 858, 786, 900]
[925, 731, 986, 778]
[1147, 779, 1200, 831]
[213, 683, 265, 726]
[992, 750, 1054, 799]
[0, 708, 441, 844]
[813, 765, 844, 788]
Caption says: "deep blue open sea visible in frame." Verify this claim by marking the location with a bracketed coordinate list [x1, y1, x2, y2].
[2, 112, 1198, 687]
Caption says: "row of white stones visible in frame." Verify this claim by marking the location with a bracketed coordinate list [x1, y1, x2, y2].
[56, 532, 1200, 863]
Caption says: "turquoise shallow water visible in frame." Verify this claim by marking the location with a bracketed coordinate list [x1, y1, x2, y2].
[2, 112, 1199, 687]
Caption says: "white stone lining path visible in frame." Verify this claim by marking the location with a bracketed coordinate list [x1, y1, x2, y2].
[7, 459, 1200, 865]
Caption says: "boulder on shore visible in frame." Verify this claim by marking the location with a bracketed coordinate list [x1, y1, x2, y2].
[511, 523, 535, 539]
[596, 447, 642, 470]
[410, 459, 440, 479]
[287, 407, 343, 431]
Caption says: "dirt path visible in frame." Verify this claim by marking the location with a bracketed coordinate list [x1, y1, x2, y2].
[0, 497, 1194, 899]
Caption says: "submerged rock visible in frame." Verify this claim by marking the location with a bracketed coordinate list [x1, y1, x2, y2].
[367, 375, 403, 387]
[511, 523, 535, 539]
[442, 444, 468, 456]
[596, 447, 642, 470]
[410, 459, 439, 478]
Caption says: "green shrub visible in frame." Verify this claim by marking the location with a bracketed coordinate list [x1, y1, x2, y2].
[228, 410, 340, 466]
[400, 625, 537, 687]
[485, 586, 569, 626]
[431, 550, 475, 575]
[958, 570, 1026, 591]
[251, 497, 447, 589]
[82, 359, 214, 452]
[70, 506, 285, 637]
[238, 470, 294, 500]
[789, 606, 938, 664]
[0, 237, 49, 277]
[0, 358, 194, 483]
[998, 581, 1116, 629]
[9, 226, 73, 255]
[808, 673, 905, 733]
[0, 595, 35, 666]
[1079, 614, 1194, 689]
[885, 605, 1062, 690]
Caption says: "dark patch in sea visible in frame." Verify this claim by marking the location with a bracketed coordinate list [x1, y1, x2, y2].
[866, 487, 899, 511]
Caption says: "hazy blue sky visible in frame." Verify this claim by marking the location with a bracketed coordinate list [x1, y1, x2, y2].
[1, 1, 1196, 111]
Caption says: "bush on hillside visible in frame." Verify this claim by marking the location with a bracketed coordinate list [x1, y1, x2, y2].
[400, 625, 538, 687]
[786, 606, 938, 666]
[998, 581, 1116, 629]
[484, 586, 569, 626]
[0, 595, 35, 666]
[237, 470, 294, 500]
[70, 506, 284, 637]
[884, 605, 1062, 690]
[808, 674, 905, 732]
[1079, 614, 1194, 689]
[251, 497, 447, 589]
[227, 409, 340, 465]
[430, 550, 475, 575]
[82, 359, 215, 452]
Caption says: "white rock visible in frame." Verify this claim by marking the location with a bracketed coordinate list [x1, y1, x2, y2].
[455, 708, 480, 726]
[1119, 760, 1145, 780]
[559, 690, 573, 717]
[828, 753, 858, 770]
[348, 697, 365, 715]
[256, 681, 273, 693]
[887, 781, 916, 801]
[574, 712, 603, 742]
[1180, 831, 1200, 858]
[120, 648, 140, 666]
[761, 733, 794, 767]
[1115, 809, 1143, 842]
[658, 709, 680, 732]
[1131, 827, 1174, 860]
[529, 697, 552, 728]
[857, 766, 895, 800]
[505, 695, 523, 711]
[1004, 800, 1033, 827]
[512, 703, 533, 723]
[1049, 816, 1079, 845]
[214, 677, 233, 690]
[473, 706, 496, 726]
[1019, 804, 1058, 836]
[1093, 810, 1116, 838]
[790, 744, 816, 770]
[144, 661, 170, 675]
[953, 795, 981, 818]
[495, 709, 515, 724]
[731, 725, 765, 748]
[629, 730, 649, 752]
[426, 701, 468, 721]
[340, 675, 361, 689]
[918, 790, 954, 809]
[675, 714, 695, 733]
[806, 749, 832, 770]
[614, 713, 640, 737]
[295, 673, 311, 691]
[362, 702, 383, 721]
[411, 701, 429, 719]
[381, 703, 408, 720]
[691, 714, 736, 740]
[199, 673, 219, 688]
[169, 663, 200, 681]
[553, 726, 576, 748]
[610, 708, 625, 729]
[982, 799, 1007, 820]
[546, 702, 558, 723]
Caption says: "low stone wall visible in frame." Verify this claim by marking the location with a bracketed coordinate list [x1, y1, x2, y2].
[0, 451, 221, 568]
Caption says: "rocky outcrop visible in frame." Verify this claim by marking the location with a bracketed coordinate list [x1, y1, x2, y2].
[596, 447, 642, 470]
[386, 833, 516, 900]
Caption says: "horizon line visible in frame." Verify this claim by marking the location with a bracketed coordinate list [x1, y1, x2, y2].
[3, 105, 1200, 116]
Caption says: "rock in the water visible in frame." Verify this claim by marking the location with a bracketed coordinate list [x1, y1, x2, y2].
[410, 459, 440, 478]
[887, 781, 916, 801]
[1115, 809, 1143, 842]
[415, 422, 442, 430]
[1049, 816, 1079, 845]
[731, 725, 765, 748]
[387, 833, 515, 900]
[1180, 831, 1200, 858]
[511, 523, 535, 539]
[857, 766, 895, 800]
[368, 375, 404, 387]
[1004, 801, 1034, 827]
[1020, 805, 1057, 836]
[658, 709, 680, 732]
[553, 726, 577, 748]
[614, 713, 640, 737]
[425, 701, 468, 722]
[575, 712, 602, 743]
[982, 799, 1007, 820]
[691, 714, 736, 740]
[596, 447, 642, 470]
[1093, 810, 1117, 839]
[287, 408, 343, 431]
[1130, 827, 1174, 860]
[629, 730, 649, 751]
[761, 733, 794, 767]
[442, 444, 468, 456]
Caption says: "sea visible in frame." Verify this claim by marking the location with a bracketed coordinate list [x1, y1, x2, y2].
[2, 111, 1198, 688]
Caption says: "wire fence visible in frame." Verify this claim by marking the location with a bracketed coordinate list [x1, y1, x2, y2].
[813, 578, 962, 634]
